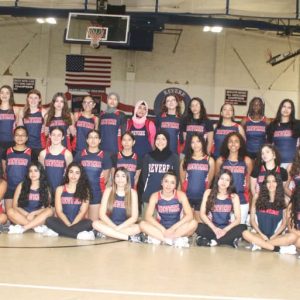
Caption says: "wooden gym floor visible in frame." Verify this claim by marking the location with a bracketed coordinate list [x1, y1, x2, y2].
[0, 232, 298, 300]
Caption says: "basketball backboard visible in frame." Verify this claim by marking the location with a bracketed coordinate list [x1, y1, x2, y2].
[65, 12, 130, 44]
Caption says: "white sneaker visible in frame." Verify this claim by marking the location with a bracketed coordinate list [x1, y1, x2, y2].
[174, 237, 190, 248]
[251, 244, 262, 252]
[43, 228, 59, 237]
[77, 231, 95, 241]
[147, 236, 161, 245]
[34, 225, 48, 234]
[279, 245, 297, 255]
[210, 239, 218, 247]
[8, 224, 25, 234]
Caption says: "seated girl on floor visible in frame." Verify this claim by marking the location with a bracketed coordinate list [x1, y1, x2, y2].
[92, 167, 142, 242]
[140, 170, 197, 247]
[7, 161, 53, 234]
[242, 172, 297, 254]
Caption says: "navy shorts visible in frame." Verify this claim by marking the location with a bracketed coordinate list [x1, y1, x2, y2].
[188, 198, 202, 211]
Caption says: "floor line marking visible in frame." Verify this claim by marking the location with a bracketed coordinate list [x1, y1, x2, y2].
[0, 283, 282, 300]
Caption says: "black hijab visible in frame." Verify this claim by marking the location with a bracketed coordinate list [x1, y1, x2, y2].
[149, 130, 172, 161]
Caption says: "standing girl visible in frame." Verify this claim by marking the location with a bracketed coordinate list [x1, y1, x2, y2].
[99, 92, 126, 154]
[180, 133, 215, 222]
[19, 89, 47, 161]
[182, 97, 213, 155]
[45, 162, 94, 240]
[213, 103, 245, 159]
[156, 94, 183, 154]
[2, 126, 31, 210]
[73, 95, 99, 155]
[7, 162, 53, 233]
[241, 97, 269, 160]
[140, 171, 197, 247]
[93, 167, 142, 242]
[215, 132, 252, 224]
[127, 100, 155, 158]
[39, 127, 73, 197]
[267, 99, 300, 168]
[44, 92, 75, 151]
[75, 130, 111, 221]
[242, 173, 297, 254]
[196, 169, 247, 248]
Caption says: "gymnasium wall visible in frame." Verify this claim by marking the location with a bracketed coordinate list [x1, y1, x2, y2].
[0, 18, 299, 117]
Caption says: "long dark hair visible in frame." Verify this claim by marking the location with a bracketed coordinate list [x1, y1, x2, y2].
[289, 185, 300, 229]
[186, 97, 208, 123]
[161, 94, 181, 116]
[247, 97, 265, 118]
[0, 85, 15, 107]
[216, 103, 235, 129]
[256, 172, 286, 210]
[18, 162, 51, 209]
[206, 169, 236, 214]
[63, 162, 92, 202]
[183, 133, 207, 170]
[254, 144, 281, 170]
[220, 132, 246, 161]
[290, 146, 300, 179]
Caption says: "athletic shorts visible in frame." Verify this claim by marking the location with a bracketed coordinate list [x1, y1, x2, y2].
[188, 198, 202, 211]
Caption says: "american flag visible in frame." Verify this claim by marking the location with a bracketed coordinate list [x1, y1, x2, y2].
[65, 55, 111, 88]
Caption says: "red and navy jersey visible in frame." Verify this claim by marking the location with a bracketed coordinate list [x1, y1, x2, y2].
[156, 191, 182, 229]
[272, 123, 298, 164]
[44, 148, 67, 193]
[127, 120, 152, 158]
[182, 156, 209, 201]
[156, 113, 182, 154]
[23, 189, 42, 213]
[75, 149, 111, 205]
[23, 110, 44, 149]
[112, 152, 141, 188]
[60, 186, 82, 223]
[256, 203, 283, 238]
[48, 117, 70, 149]
[213, 123, 239, 158]
[245, 117, 267, 155]
[109, 194, 127, 225]
[221, 159, 249, 204]
[74, 114, 97, 153]
[99, 110, 126, 154]
[208, 197, 232, 229]
[5, 147, 31, 192]
[0, 109, 16, 143]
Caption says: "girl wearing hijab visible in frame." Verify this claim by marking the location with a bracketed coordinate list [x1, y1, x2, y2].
[141, 130, 179, 212]
[127, 100, 156, 158]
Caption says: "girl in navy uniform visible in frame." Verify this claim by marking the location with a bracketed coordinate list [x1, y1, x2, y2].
[141, 130, 179, 212]
[140, 171, 197, 247]
[213, 103, 245, 159]
[44, 93, 75, 151]
[39, 127, 73, 197]
[285, 146, 300, 197]
[45, 162, 94, 240]
[112, 132, 141, 189]
[99, 92, 126, 154]
[0, 85, 19, 152]
[182, 97, 213, 155]
[2, 126, 31, 210]
[18, 89, 47, 161]
[156, 94, 183, 154]
[7, 162, 53, 234]
[242, 173, 297, 254]
[250, 144, 287, 197]
[215, 132, 252, 224]
[196, 169, 247, 248]
[93, 167, 142, 242]
[0, 166, 7, 226]
[75, 130, 111, 221]
[180, 133, 215, 222]
[241, 97, 269, 160]
[73, 95, 99, 155]
[127, 100, 155, 158]
[267, 99, 300, 169]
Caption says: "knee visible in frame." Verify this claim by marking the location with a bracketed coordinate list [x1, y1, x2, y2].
[0, 213, 7, 224]
[6, 208, 15, 219]
[287, 232, 298, 244]
[139, 220, 146, 231]
[190, 219, 198, 231]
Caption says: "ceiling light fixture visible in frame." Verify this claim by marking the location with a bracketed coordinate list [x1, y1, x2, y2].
[203, 26, 223, 33]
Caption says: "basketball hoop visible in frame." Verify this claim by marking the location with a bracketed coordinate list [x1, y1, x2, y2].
[86, 26, 108, 49]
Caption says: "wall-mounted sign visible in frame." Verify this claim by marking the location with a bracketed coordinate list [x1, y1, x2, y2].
[225, 89, 248, 106]
[13, 78, 35, 93]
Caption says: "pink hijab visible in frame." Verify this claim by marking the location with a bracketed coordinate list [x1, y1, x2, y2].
[132, 100, 148, 129]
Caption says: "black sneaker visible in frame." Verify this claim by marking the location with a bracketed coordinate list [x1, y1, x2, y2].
[196, 236, 211, 247]
[129, 233, 146, 243]
[232, 237, 240, 248]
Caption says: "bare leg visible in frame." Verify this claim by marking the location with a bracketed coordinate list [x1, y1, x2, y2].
[242, 231, 275, 251]
[139, 220, 166, 242]
[269, 233, 297, 247]
[0, 213, 7, 224]
[23, 208, 54, 231]
[172, 219, 198, 238]
[194, 210, 201, 223]
[88, 204, 100, 221]
[295, 237, 300, 249]
[4, 199, 13, 211]
[7, 208, 29, 226]
[0, 180, 7, 199]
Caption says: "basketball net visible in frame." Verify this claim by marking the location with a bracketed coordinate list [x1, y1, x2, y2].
[87, 26, 107, 49]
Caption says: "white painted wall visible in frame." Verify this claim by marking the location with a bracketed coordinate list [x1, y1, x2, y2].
[0, 18, 299, 117]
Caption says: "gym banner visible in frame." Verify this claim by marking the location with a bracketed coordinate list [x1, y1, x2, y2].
[225, 89, 248, 106]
